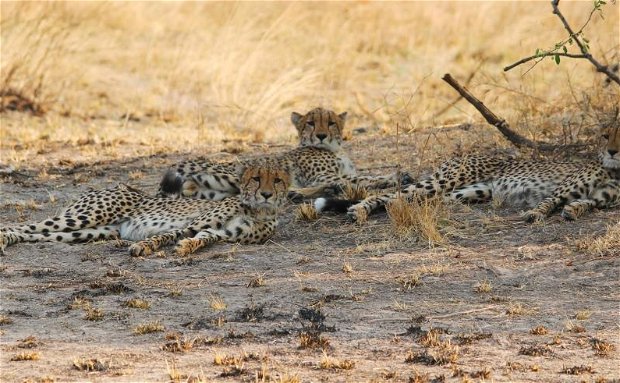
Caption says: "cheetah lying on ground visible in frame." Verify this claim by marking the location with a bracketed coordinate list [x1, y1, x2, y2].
[316, 126, 619, 222]
[158, 107, 410, 201]
[0, 163, 290, 256]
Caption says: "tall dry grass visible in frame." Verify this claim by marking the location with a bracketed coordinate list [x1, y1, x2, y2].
[0, 2, 618, 167]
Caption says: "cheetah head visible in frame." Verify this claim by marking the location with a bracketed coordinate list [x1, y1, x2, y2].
[240, 163, 291, 210]
[291, 107, 347, 152]
[601, 126, 620, 170]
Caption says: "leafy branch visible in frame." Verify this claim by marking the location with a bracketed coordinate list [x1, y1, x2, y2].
[504, 0, 619, 86]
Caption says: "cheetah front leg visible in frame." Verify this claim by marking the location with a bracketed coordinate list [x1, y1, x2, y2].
[561, 180, 620, 220]
[524, 171, 612, 222]
[128, 228, 193, 257]
[175, 217, 276, 256]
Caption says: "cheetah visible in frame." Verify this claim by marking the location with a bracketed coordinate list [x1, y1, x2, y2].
[158, 107, 410, 201]
[0, 163, 290, 256]
[315, 126, 619, 222]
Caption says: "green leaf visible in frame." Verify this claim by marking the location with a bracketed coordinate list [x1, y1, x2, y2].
[563, 46, 568, 54]
[554, 54, 561, 65]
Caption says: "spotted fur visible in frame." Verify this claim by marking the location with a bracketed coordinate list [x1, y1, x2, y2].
[320, 127, 619, 222]
[0, 164, 290, 256]
[158, 107, 410, 201]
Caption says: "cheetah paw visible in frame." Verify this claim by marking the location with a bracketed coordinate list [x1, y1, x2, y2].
[523, 210, 545, 223]
[560, 207, 578, 221]
[129, 242, 153, 257]
[175, 239, 194, 256]
[346, 206, 368, 223]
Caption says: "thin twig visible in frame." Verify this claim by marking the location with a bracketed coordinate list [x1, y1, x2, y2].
[504, 52, 587, 72]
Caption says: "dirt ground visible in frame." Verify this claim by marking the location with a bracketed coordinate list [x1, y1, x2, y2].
[0, 129, 618, 383]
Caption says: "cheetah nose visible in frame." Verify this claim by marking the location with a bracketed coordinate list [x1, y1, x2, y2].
[260, 191, 273, 200]
[608, 149, 619, 156]
[316, 133, 327, 141]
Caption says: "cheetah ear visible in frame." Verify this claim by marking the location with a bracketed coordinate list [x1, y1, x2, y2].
[291, 112, 303, 129]
[338, 112, 347, 122]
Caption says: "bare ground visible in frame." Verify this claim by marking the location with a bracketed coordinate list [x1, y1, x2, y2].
[1, 131, 619, 383]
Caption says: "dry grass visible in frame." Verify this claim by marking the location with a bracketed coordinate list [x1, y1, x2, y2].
[133, 320, 164, 335]
[123, 298, 151, 310]
[83, 307, 104, 321]
[575, 223, 620, 256]
[209, 295, 227, 311]
[342, 183, 368, 201]
[247, 273, 266, 288]
[10, 352, 40, 361]
[0, 315, 14, 325]
[530, 325, 549, 335]
[474, 280, 493, 293]
[299, 331, 330, 350]
[386, 196, 448, 245]
[295, 203, 319, 221]
[73, 358, 108, 372]
[318, 352, 355, 370]
[575, 309, 592, 320]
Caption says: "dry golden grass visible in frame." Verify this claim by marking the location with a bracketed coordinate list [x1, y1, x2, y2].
[386, 196, 448, 244]
[0, 315, 14, 325]
[73, 358, 108, 372]
[133, 320, 164, 335]
[474, 280, 493, 293]
[342, 183, 368, 201]
[575, 309, 592, 321]
[295, 203, 319, 221]
[530, 325, 549, 336]
[83, 307, 104, 321]
[10, 352, 40, 361]
[209, 295, 227, 311]
[247, 273, 266, 288]
[575, 224, 620, 256]
[1, 2, 618, 169]
[123, 298, 151, 310]
[318, 352, 355, 370]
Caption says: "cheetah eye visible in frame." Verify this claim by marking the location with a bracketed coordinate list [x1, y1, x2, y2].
[328, 121, 337, 127]
[602, 134, 609, 140]
[306, 121, 315, 127]
[274, 177, 283, 184]
[252, 176, 261, 182]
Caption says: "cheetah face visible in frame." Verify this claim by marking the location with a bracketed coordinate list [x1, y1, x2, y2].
[291, 107, 347, 152]
[240, 165, 290, 209]
[601, 126, 620, 169]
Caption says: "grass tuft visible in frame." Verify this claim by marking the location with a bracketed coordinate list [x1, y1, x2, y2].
[296, 203, 319, 221]
[386, 196, 447, 245]
[123, 298, 151, 310]
[10, 352, 40, 361]
[318, 352, 355, 370]
[133, 320, 164, 335]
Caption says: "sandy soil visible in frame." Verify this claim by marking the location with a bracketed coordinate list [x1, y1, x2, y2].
[1, 132, 619, 383]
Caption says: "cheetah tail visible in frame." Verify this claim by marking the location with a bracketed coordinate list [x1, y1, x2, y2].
[314, 197, 358, 213]
[158, 170, 184, 198]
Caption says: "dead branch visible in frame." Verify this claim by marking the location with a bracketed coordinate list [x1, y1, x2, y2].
[441, 73, 585, 152]
[504, 0, 620, 86]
